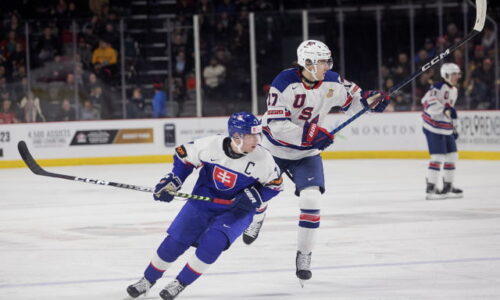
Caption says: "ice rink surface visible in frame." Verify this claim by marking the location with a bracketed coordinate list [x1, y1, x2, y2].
[1, 159, 500, 300]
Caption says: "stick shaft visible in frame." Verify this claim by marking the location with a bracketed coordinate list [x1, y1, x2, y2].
[17, 141, 232, 205]
[330, 0, 486, 135]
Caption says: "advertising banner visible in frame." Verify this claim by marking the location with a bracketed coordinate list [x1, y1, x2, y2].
[1, 111, 499, 167]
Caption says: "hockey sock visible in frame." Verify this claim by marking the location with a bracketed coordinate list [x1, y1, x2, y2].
[297, 187, 321, 254]
[253, 207, 267, 222]
[177, 229, 228, 286]
[443, 152, 458, 184]
[427, 154, 445, 185]
[145, 235, 190, 282]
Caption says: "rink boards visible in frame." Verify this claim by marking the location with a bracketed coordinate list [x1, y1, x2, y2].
[1, 111, 499, 168]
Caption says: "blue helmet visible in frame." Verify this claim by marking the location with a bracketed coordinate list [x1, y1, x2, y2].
[228, 112, 262, 137]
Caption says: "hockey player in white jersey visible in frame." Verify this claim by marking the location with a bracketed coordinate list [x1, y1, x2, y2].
[126, 112, 283, 300]
[421, 63, 463, 200]
[242, 40, 391, 284]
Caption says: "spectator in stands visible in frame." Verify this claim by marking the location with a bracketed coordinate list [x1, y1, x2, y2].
[100, 22, 119, 50]
[89, 0, 110, 18]
[472, 45, 486, 66]
[197, 0, 215, 15]
[415, 49, 429, 68]
[445, 23, 461, 45]
[174, 50, 189, 79]
[152, 82, 167, 118]
[172, 77, 186, 116]
[0, 98, 18, 123]
[11, 77, 27, 102]
[481, 26, 496, 55]
[423, 38, 436, 60]
[35, 26, 61, 66]
[203, 57, 226, 101]
[86, 72, 101, 91]
[45, 55, 67, 82]
[0, 77, 9, 96]
[19, 91, 45, 122]
[80, 99, 100, 120]
[393, 53, 410, 92]
[78, 37, 93, 70]
[452, 48, 464, 70]
[89, 86, 112, 119]
[0, 65, 7, 83]
[127, 87, 145, 119]
[470, 58, 495, 109]
[55, 98, 76, 121]
[8, 43, 26, 68]
[0, 30, 23, 59]
[91, 39, 117, 81]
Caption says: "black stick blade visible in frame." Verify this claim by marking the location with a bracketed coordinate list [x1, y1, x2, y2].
[18, 140, 48, 176]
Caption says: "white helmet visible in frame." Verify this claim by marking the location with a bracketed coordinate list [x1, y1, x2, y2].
[297, 40, 333, 81]
[440, 63, 461, 82]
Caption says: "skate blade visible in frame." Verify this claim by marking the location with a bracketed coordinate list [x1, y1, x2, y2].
[123, 294, 156, 300]
[446, 193, 463, 199]
[425, 194, 447, 200]
[299, 279, 306, 288]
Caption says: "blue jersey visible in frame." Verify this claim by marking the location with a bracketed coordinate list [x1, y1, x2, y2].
[171, 135, 283, 210]
[167, 135, 283, 245]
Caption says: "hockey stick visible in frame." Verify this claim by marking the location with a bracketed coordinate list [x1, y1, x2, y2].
[17, 141, 233, 205]
[330, 0, 487, 136]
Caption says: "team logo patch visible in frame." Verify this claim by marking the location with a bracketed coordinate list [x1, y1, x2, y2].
[175, 145, 187, 158]
[213, 166, 238, 191]
[326, 88, 334, 98]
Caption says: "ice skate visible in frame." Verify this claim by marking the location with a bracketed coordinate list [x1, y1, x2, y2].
[159, 279, 186, 300]
[126, 277, 155, 298]
[242, 213, 266, 245]
[296, 251, 312, 287]
[425, 181, 445, 200]
[442, 182, 463, 199]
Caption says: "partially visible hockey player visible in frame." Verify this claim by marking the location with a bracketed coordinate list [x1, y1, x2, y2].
[242, 40, 391, 284]
[126, 112, 283, 300]
[421, 63, 463, 200]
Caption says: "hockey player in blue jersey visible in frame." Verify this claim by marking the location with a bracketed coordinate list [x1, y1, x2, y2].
[126, 112, 283, 300]
[421, 63, 463, 200]
[241, 40, 391, 284]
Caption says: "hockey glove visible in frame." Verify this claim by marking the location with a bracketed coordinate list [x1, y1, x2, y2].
[232, 186, 263, 215]
[452, 129, 459, 140]
[302, 121, 334, 151]
[360, 90, 391, 112]
[153, 173, 182, 202]
[443, 104, 458, 119]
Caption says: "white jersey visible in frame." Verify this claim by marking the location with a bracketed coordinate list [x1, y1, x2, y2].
[421, 81, 457, 135]
[173, 135, 283, 204]
[261, 68, 365, 160]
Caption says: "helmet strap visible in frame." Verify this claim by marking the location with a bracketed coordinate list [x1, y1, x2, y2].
[301, 65, 319, 85]
[230, 135, 247, 155]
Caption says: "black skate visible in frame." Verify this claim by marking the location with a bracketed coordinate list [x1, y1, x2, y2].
[442, 182, 463, 199]
[159, 279, 186, 300]
[126, 277, 155, 298]
[425, 181, 445, 200]
[242, 213, 266, 245]
[296, 251, 312, 287]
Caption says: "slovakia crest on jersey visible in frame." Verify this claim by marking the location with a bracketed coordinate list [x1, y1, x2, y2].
[213, 166, 238, 191]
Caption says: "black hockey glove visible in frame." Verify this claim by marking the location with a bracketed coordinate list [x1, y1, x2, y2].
[153, 173, 182, 202]
[232, 186, 263, 215]
[361, 90, 391, 112]
[444, 105, 458, 119]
